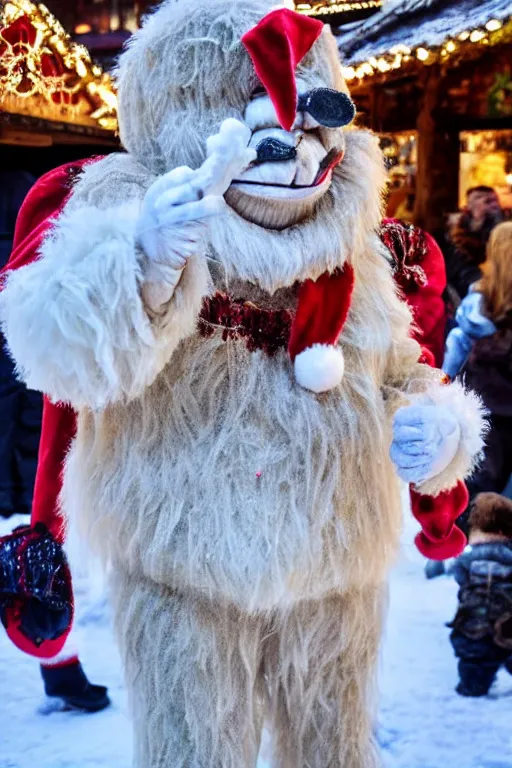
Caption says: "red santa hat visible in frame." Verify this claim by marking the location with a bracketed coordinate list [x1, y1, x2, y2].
[242, 8, 323, 131]
[289, 264, 355, 393]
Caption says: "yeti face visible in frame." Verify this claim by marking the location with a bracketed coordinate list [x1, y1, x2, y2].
[118, 0, 383, 291]
[226, 78, 351, 230]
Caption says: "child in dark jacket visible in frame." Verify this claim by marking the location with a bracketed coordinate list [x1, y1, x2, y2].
[449, 492, 512, 697]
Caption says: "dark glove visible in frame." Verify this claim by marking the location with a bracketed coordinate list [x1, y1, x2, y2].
[0, 523, 73, 653]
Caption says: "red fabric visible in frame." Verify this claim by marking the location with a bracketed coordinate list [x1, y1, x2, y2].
[411, 482, 469, 560]
[3, 602, 71, 659]
[405, 232, 447, 368]
[32, 399, 77, 543]
[288, 264, 355, 361]
[0, 161, 94, 545]
[242, 8, 323, 131]
[382, 219, 447, 368]
[381, 220, 467, 559]
[0, 161, 97, 657]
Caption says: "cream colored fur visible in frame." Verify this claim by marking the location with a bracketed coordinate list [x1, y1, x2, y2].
[0, 1, 485, 766]
[414, 380, 487, 497]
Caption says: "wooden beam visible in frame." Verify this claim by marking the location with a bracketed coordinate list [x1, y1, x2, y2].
[413, 66, 459, 239]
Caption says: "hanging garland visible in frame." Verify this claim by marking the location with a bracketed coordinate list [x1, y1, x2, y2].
[0, 0, 117, 130]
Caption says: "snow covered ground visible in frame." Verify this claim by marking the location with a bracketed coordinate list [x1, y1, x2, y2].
[1, 514, 511, 768]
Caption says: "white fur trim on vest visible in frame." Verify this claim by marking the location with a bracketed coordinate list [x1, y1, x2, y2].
[294, 344, 345, 393]
[415, 379, 487, 498]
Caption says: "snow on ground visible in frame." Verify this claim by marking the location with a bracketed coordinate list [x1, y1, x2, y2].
[1, 514, 511, 768]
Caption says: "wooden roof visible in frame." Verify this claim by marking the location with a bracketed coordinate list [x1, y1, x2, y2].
[338, 0, 512, 82]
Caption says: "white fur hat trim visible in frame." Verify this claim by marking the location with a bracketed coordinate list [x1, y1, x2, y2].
[294, 344, 345, 393]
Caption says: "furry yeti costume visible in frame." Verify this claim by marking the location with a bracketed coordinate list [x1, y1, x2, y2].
[0, 1, 485, 766]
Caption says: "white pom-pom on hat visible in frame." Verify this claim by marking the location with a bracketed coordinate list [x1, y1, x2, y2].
[294, 344, 345, 393]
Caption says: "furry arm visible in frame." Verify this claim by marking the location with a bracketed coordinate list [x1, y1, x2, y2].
[387, 350, 486, 497]
[0, 158, 209, 410]
[377, 250, 485, 497]
[0, 122, 255, 410]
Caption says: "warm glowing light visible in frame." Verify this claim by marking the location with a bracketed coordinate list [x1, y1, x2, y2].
[295, 0, 382, 17]
[506, 172, 512, 186]
[75, 58, 88, 78]
[342, 66, 356, 81]
[458, 30, 470, 40]
[74, 23, 92, 35]
[0, 0, 117, 131]
[416, 47, 429, 61]
[446, 40, 456, 52]
[469, 29, 485, 42]
[486, 19, 502, 32]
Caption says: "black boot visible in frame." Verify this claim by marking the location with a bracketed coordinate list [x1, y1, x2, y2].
[40, 660, 110, 713]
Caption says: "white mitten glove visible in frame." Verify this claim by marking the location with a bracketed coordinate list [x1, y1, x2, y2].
[390, 404, 461, 487]
[136, 118, 256, 313]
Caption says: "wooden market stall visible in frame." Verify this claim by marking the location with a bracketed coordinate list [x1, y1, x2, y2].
[0, 0, 118, 174]
[337, 0, 512, 239]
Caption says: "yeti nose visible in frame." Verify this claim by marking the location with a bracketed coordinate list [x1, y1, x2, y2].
[297, 88, 355, 129]
[255, 137, 297, 164]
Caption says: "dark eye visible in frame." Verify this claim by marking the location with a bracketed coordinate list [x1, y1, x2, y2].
[251, 84, 266, 99]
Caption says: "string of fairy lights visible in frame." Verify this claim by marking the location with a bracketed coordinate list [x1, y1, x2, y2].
[0, 0, 117, 130]
[296, 1, 382, 18]
[342, 15, 512, 82]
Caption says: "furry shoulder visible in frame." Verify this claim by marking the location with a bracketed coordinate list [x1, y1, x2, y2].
[66, 152, 154, 212]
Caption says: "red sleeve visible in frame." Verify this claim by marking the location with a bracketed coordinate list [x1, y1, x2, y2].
[406, 233, 447, 368]
[0, 161, 98, 541]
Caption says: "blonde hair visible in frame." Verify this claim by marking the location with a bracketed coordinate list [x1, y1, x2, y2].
[476, 221, 512, 323]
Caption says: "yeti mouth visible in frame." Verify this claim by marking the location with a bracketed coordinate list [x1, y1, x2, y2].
[230, 173, 332, 201]
[230, 148, 343, 201]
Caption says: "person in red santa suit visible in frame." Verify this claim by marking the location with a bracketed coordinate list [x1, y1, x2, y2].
[0, 163, 110, 713]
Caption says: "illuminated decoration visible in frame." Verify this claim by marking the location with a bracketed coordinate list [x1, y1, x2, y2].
[74, 23, 92, 35]
[295, 0, 382, 19]
[0, 0, 117, 132]
[342, 14, 512, 82]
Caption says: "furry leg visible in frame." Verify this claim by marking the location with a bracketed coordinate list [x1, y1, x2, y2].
[111, 571, 265, 768]
[266, 588, 385, 768]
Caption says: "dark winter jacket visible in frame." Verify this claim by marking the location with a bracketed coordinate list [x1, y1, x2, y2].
[450, 541, 512, 649]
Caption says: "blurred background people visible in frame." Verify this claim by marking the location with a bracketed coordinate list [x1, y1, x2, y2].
[443, 221, 512, 533]
[444, 186, 504, 302]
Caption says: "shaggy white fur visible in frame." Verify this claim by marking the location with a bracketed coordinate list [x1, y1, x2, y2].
[0, 1, 486, 766]
[415, 380, 487, 497]
[0, 199, 210, 409]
